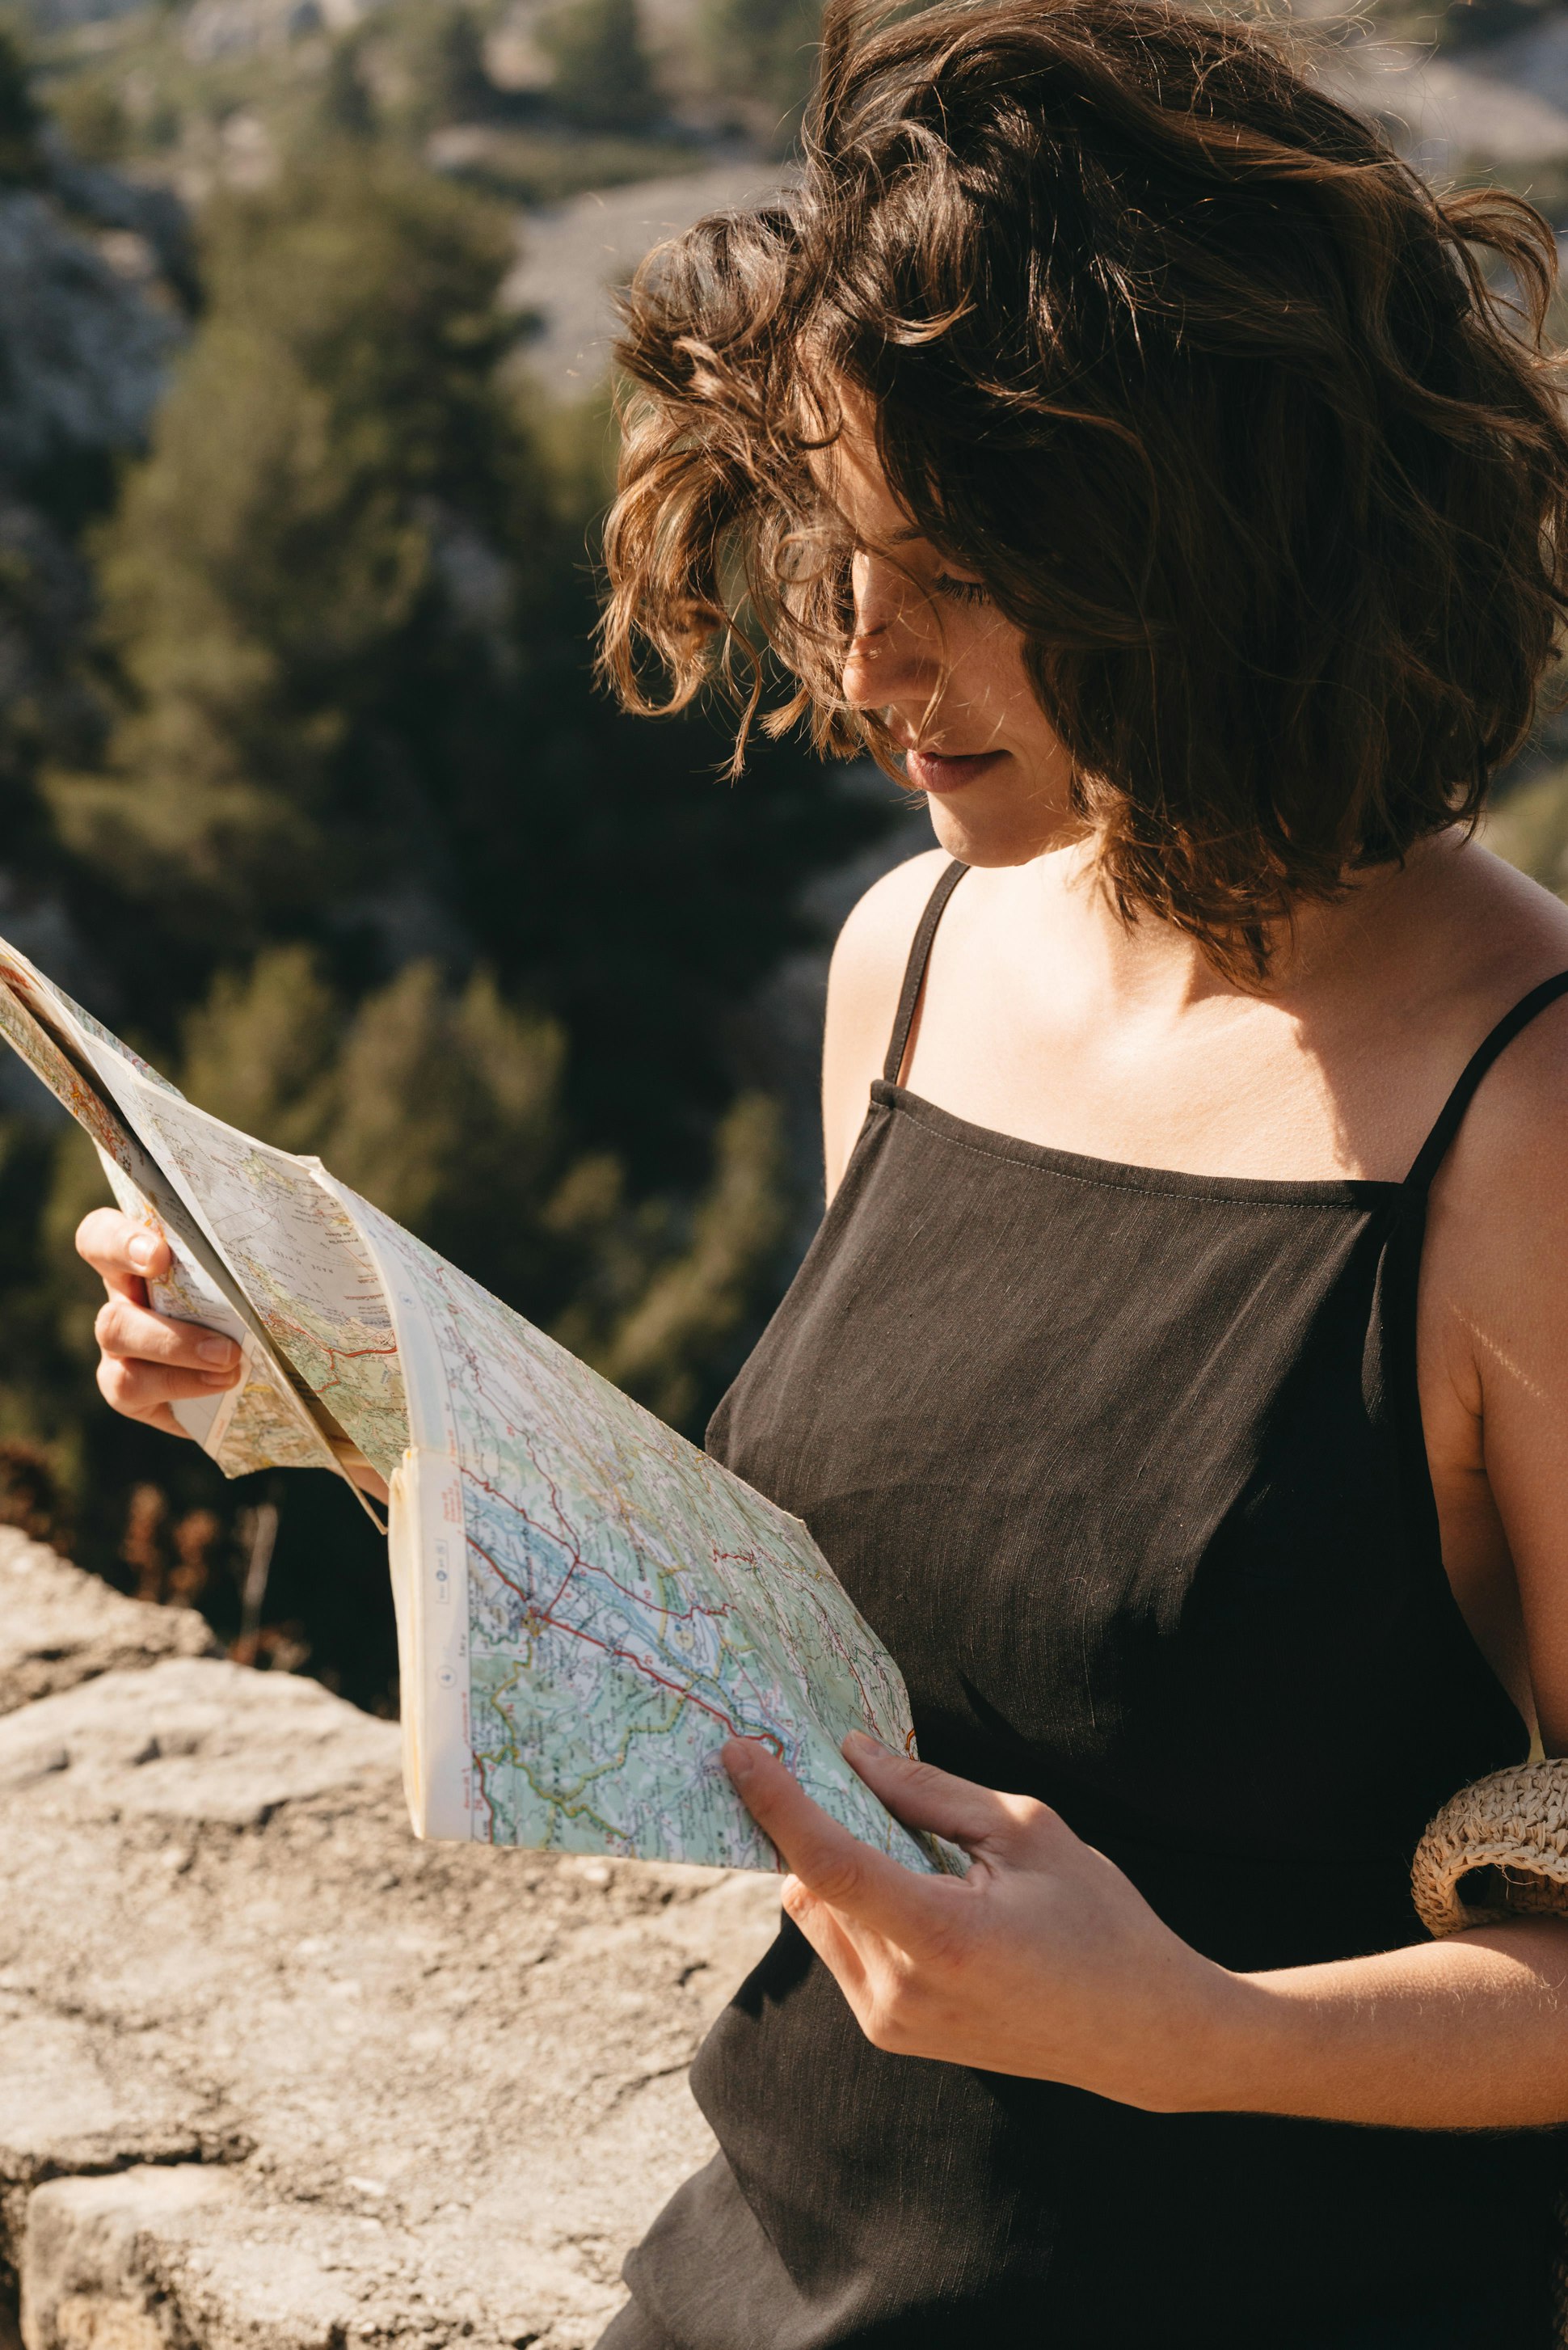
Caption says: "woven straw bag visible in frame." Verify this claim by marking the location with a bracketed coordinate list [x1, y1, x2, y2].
[1412, 1757, 1568, 1937]
[1411, 1758, 1568, 2343]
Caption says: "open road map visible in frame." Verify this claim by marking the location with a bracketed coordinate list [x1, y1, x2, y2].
[0, 931, 949, 1875]
[348, 1190, 947, 1874]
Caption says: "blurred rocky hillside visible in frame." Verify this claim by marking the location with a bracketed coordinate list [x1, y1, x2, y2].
[23, 0, 816, 202]
[0, 0, 896, 1708]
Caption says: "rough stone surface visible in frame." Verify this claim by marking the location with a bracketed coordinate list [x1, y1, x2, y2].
[0, 1543, 779, 2349]
[0, 1531, 217, 1717]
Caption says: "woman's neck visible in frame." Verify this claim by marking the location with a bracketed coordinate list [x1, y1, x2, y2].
[1046, 832, 1457, 1027]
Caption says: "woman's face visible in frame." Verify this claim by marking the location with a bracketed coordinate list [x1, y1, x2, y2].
[829, 417, 1078, 867]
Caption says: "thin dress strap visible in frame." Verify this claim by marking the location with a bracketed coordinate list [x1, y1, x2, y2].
[883, 860, 970, 1086]
[1405, 969, 1568, 1193]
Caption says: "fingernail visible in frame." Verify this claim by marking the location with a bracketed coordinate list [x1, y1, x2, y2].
[196, 1337, 237, 1365]
[722, 1739, 756, 1781]
[128, 1236, 157, 1271]
[201, 1368, 237, 1386]
[843, 1731, 891, 1759]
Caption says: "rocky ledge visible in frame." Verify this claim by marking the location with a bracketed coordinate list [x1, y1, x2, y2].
[0, 1529, 778, 2350]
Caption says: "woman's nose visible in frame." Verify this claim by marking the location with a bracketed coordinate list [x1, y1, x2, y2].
[841, 551, 935, 711]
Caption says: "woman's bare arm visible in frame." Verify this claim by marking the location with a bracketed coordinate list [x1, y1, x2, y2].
[1425, 997, 1568, 1754]
[722, 1729, 1568, 2128]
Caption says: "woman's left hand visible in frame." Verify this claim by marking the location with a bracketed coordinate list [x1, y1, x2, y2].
[723, 1731, 1246, 2112]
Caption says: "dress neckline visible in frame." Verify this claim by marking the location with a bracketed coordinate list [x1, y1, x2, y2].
[881, 858, 1568, 1212]
[870, 1080, 1406, 1209]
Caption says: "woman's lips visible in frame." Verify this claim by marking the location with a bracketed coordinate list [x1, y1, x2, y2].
[904, 747, 1005, 795]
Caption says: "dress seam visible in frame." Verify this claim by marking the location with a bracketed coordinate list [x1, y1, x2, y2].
[885, 1098, 1390, 1209]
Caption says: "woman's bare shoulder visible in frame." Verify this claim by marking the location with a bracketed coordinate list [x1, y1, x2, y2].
[1418, 842, 1568, 1153]
[1439, 875, 1568, 1200]
[1420, 843, 1568, 1334]
[830, 846, 952, 999]
[1421, 852, 1568, 1744]
[821, 847, 950, 1196]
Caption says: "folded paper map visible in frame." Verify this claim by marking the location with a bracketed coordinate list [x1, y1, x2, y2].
[0, 936, 954, 1876]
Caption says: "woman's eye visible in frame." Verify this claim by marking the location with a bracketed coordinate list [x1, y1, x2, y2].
[932, 573, 991, 607]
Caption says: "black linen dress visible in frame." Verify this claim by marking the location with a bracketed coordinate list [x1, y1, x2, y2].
[605, 862, 1568, 2348]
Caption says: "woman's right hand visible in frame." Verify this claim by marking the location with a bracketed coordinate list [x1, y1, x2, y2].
[76, 1209, 242, 1441]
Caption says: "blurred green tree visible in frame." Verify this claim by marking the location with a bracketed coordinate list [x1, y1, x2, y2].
[537, 0, 660, 132]
[426, 6, 498, 123]
[48, 144, 874, 1179]
[0, 27, 42, 186]
[11, 129, 882, 1698]
[701, 0, 820, 138]
[1435, 0, 1563, 49]
[48, 72, 129, 166]
[179, 945, 786, 1425]
[1480, 757, 1568, 897]
[50, 146, 528, 949]
[319, 34, 377, 141]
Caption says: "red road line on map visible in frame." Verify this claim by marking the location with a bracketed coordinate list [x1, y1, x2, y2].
[456, 1433, 807, 1731]
[314, 1343, 401, 1392]
[430, 1306, 856, 1755]
[465, 1440, 592, 1631]
[471, 1751, 498, 1837]
[453, 1364, 883, 1740]
[261, 1306, 398, 1397]
[531, 1459, 589, 1625]
[462, 1466, 739, 1632]
[467, 1529, 783, 1757]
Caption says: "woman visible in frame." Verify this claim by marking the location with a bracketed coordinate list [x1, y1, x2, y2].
[81, 0, 1568, 2340]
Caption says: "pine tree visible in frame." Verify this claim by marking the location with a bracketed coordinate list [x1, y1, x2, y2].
[537, 0, 660, 133]
[701, 0, 820, 140]
[47, 144, 878, 1184]
[0, 30, 42, 188]
[48, 145, 528, 955]
[319, 35, 377, 141]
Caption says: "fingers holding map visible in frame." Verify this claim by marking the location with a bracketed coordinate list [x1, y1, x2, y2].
[98, 1072, 410, 1484]
[0, 947, 346, 1480]
[0, 939, 390, 1475]
[0, 935, 954, 1877]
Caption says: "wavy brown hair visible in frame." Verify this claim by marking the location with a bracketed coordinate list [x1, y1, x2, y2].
[599, 0, 1568, 969]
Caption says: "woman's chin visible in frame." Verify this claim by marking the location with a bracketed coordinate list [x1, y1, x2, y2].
[923, 786, 1079, 870]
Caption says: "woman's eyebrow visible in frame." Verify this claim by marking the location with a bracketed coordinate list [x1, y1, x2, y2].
[845, 525, 928, 553]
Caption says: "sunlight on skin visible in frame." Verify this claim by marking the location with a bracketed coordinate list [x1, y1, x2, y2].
[719, 1725, 1568, 2129]
[822, 402, 1455, 1010]
[824, 404, 1080, 872]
